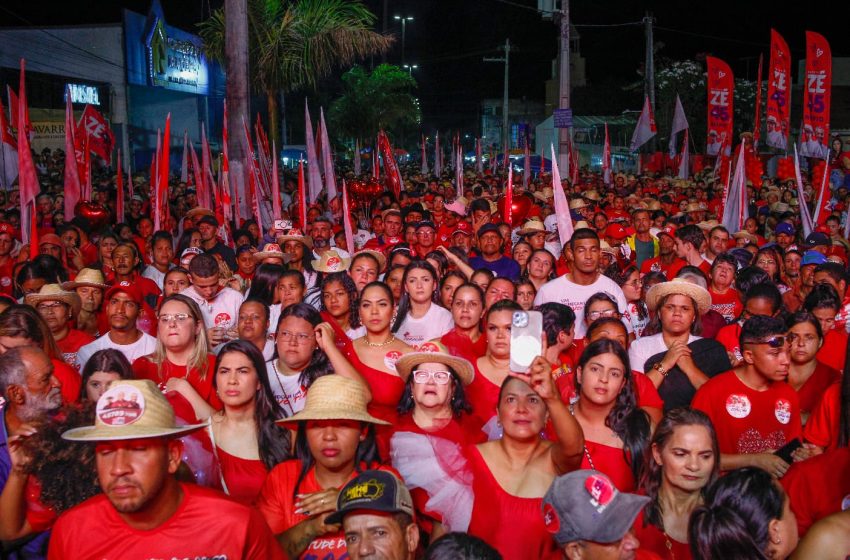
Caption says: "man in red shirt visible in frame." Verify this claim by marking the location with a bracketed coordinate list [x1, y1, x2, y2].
[50, 379, 283, 559]
[640, 226, 684, 279]
[804, 283, 847, 373]
[693, 315, 802, 478]
[0, 222, 16, 296]
[672, 224, 712, 277]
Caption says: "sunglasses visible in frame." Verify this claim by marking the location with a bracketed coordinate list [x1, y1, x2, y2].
[746, 336, 787, 348]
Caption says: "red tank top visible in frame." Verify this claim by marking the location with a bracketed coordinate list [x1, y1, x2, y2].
[216, 446, 267, 506]
[345, 350, 405, 457]
[581, 440, 636, 492]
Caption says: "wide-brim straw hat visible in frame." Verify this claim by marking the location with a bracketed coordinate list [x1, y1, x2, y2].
[583, 190, 601, 201]
[25, 284, 81, 317]
[645, 278, 712, 315]
[533, 187, 554, 202]
[185, 207, 215, 221]
[696, 220, 719, 231]
[276, 228, 314, 249]
[63, 380, 208, 442]
[394, 342, 475, 386]
[311, 250, 351, 273]
[569, 198, 588, 210]
[61, 268, 109, 291]
[254, 243, 291, 263]
[520, 218, 546, 235]
[277, 375, 389, 426]
[733, 230, 759, 244]
[353, 249, 387, 271]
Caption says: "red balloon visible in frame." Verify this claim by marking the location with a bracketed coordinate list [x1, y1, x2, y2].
[74, 201, 110, 229]
[348, 180, 370, 203]
[497, 192, 534, 227]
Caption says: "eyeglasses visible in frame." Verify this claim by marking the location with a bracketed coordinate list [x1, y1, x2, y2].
[787, 333, 818, 345]
[624, 279, 642, 288]
[756, 259, 776, 267]
[412, 370, 452, 384]
[158, 313, 192, 324]
[587, 309, 619, 320]
[746, 336, 787, 348]
[36, 302, 67, 313]
[278, 330, 313, 344]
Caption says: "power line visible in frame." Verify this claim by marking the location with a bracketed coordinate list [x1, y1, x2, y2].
[654, 25, 767, 49]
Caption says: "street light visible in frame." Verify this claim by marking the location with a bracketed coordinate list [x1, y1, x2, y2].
[394, 15, 414, 65]
[402, 64, 418, 75]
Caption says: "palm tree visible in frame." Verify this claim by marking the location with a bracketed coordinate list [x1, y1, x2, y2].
[199, 0, 392, 146]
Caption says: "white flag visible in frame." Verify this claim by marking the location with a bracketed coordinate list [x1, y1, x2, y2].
[721, 143, 748, 233]
[669, 94, 689, 157]
[677, 130, 689, 180]
[304, 100, 322, 203]
[550, 143, 574, 247]
[629, 95, 657, 152]
[793, 144, 814, 238]
[319, 108, 337, 201]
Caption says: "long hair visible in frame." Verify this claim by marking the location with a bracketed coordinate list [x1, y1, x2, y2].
[246, 263, 286, 306]
[688, 468, 785, 560]
[150, 294, 211, 379]
[0, 304, 63, 361]
[640, 408, 720, 530]
[523, 248, 556, 282]
[214, 340, 292, 470]
[292, 421, 380, 499]
[79, 349, 135, 401]
[176, 227, 199, 257]
[611, 264, 648, 321]
[392, 260, 439, 333]
[576, 338, 650, 482]
[318, 272, 361, 329]
[273, 303, 332, 388]
[397, 367, 472, 417]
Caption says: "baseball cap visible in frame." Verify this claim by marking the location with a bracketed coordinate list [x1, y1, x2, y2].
[104, 280, 144, 306]
[774, 222, 795, 236]
[655, 225, 676, 238]
[542, 470, 649, 546]
[803, 232, 830, 248]
[0, 222, 14, 236]
[415, 220, 437, 231]
[452, 221, 473, 237]
[604, 223, 628, 240]
[801, 250, 827, 266]
[478, 223, 501, 237]
[325, 470, 414, 525]
[197, 215, 219, 228]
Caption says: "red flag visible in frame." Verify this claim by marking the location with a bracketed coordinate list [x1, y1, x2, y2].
[29, 210, 38, 260]
[76, 105, 115, 163]
[63, 87, 81, 219]
[201, 123, 215, 210]
[242, 118, 264, 240]
[190, 142, 204, 206]
[7, 85, 32, 141]
[0, 93, 17, 190]
[116, 149, 124, 223]
[181, 130, 189, 183]
[83, 133, 92, 202]
[221, 101, 233, 222]
[753, 54, 763, 146]
[629, 95, 657, 151]
[814, 160, 832, 226]
[766, 29, 791, 151]
[16, 60, 39, 247]
[800, 31, 832, 159]
[152, 129, 161, 231]
[297, 160, 307, 229]
[159, 114, 171, 230]
[377, 131, 402, 199]
[504, 165, 513, 225]
[342, 180, 354, 253]
[706, 56, 734, 157]
[272, 140, 281, 220]
[602, 123, 612, 185]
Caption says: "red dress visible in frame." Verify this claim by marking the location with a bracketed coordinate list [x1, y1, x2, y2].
[465, 363, 503, 435]
[634, 510, 692, 560]
[132, 355, 222, 410]
[343, 350, 405, 457]
[216, 446, 267, 506]
[466, 446, 560, 560]
[581, 440, 635, 492]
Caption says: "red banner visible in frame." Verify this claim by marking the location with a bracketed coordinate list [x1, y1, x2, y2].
[76, 105, 115, 163]
[377, 130, 402, 199]
[800, 31, 832, 159]
[766, 30, 791, 152]
[706, 57, 733, 157]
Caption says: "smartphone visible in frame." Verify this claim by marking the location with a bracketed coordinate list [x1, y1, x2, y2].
[774, 438, 802, 464]
[509, 310, 543, 373]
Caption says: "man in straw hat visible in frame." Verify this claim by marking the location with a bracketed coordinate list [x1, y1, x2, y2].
[49, 379, 284, 558]
[327, 470, 419, 560]
[62, 267, 110, 338]
[26, 283, 93, 368]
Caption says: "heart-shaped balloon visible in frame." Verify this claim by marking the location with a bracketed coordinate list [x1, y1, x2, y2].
[348, 180, 370, 203]
[75, 201, 110, 229]
[498, 192, 534, 227]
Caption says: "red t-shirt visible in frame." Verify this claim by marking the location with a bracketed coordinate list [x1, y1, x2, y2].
[666, 259, 711, 280]
[257, 460, 393, 560]
[56, 329, 95, 370]
[0, 257, 14, 296]
[818, 329, 848, 373]
[795, 362, 840, 416]
[715, 323, 742, 363]
[640, 256, 686, 280]
[803, 382, 841, 450]
[53, 359, 81, 404]
[708, 287, 742, 324]
[781, 447, 850, 536]
[48, 483, 284, 560]
[633, 510, 693, 560]
[440, 329, 487, 364]
[692, 371, 802, 455]
[132, 355, 222, 410]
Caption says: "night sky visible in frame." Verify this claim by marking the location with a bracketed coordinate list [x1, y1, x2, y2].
[2, 0, 845, 133]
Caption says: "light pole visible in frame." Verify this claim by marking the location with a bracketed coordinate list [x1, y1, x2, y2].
[402, 64, 418, 75]
[394, 15, 414, 65]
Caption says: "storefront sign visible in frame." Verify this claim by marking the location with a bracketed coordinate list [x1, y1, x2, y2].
[65, 84, 101, 106]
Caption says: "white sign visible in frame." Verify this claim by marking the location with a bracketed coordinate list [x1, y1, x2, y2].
[65, 84, 100, 106]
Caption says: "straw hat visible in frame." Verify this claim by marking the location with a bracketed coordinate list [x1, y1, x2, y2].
[583, 190, 601, 201]
[25, 284, 81, 317]
[311, 250, 351, 273]
[276, 228, 314, 249]
[353, 249, 387, 271]
[277, 375, 389, 426]
[599, 241, 618, 256]
[520, 218, 546, 236]
[645, 278, 712, 315]
[696, 220, 719, 232]
[685, 202, 705, 213]
[63, 380, 208, 442]
[61, 268, 109, 291]
[185, 207, 215, 221]
[575, 220, 591, 230]
[253, 243, 291, 263]
[533, 187, 554, 202]
[569, 198, 588, 210]
[733, 230, 759, 244]
[394, 341, 475, 386]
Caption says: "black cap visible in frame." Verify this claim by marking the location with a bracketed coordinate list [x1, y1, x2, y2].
[415, 220, 437, 231]
[197, 215, 219, 228]
[477, 223, 501, 237]
[325, 470, 414, 525]
[804, 232, 830, 247]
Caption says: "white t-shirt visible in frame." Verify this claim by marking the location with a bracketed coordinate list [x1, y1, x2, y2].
[394, 304, 454, 348]
[628, 332, 700, 373]
[76, 331, 158, 371]
[533, 274, 630, 340]
[180, 285, 243, 331]
[265, 359, 307, 417]
[268, 303, 281, 339]
[141, 265, 171, 292]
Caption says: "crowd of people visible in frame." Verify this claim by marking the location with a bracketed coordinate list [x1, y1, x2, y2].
[0, 141, 850, 559]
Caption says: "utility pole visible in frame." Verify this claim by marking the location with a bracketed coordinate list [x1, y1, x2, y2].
[643, 12, 655, 152]
[557, 0, 570, 173]
[484, 39, 512, 161]
[225, 0, 248, 220]
[394, 15, 414, 65]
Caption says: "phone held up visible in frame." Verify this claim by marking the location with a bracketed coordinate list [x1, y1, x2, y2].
[509, 310, 543, 373]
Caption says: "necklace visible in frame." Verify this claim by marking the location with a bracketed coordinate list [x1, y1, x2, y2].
[362, 335, 395, 348]
[569, 402, 597, 470]
[662, 530, 676, 560]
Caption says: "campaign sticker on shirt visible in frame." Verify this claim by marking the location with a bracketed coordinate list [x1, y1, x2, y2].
[774, 399, 792, 425]
[841, 494, 850, 511]
[97, 385, 145, 426]
[585, 473, 617, 513]
[214, 312, 231, 327]
[384, 350, 402, 372]
[725, 394, 752, 419]
[542, 502, 560, 534]
[0, 277, 10, 287]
